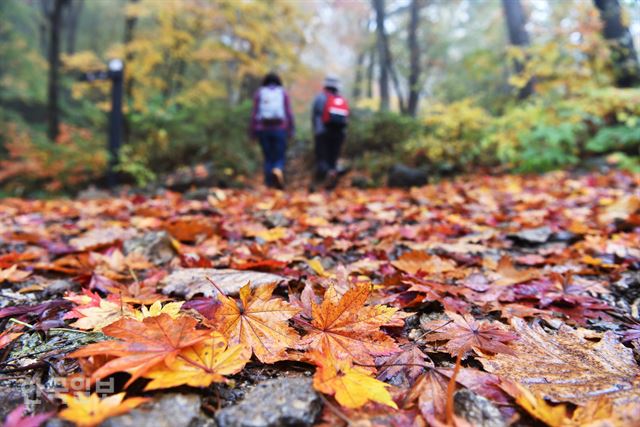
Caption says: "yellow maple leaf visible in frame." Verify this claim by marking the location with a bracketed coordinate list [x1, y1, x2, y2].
[71, 300, 134, 331]
[133, 301, 184, 321]
[310, 348, 397, 409]
[143, 332, 250, 390]
[254, 227, 288, 242]
[502, 382, 570, 427]
[58, 392, 149, 427]
[307, 258, 330, 277]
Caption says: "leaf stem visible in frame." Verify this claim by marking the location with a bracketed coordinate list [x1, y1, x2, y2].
[445, 349, 463, 426]
[206, 276, 226, 297]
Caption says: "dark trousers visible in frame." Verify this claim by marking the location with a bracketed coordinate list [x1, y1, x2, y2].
[257, 129, 287, 186]
[314, 127, 345, 181]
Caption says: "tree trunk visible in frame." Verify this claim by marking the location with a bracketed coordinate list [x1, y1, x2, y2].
[123, 0, 139, 143]
[352, 50, 366, 101]
[64, 0, 83, 54]
[594, 0, 640, 87]
[501, 0, 534, 99]
[47, 0, 66, 141]
[123, 0, 139, 100]
[373, 0, 390, 112]
[407, 0, 423, 117]
[366, 46, 376, 98]
[387, 53, 406, 113]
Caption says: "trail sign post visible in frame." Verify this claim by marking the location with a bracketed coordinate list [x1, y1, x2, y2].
[81, 59, 124, 188]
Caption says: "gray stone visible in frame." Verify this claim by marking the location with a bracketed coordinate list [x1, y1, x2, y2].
[44, 280, 77, 297]
[123, 231, 175, 265]
[184, 188, 212, 201]
[100, 394, 214, 427]
[454, 389, 506, 427]
[215, 377, 321, 427]
[508, 226, 553, 245]
[77, 186, 111, 200]
[613, 272, 640, 299]
[387, 164, 428, 188]
[161, 268, 285, 299]
[0, 384, 28, 422]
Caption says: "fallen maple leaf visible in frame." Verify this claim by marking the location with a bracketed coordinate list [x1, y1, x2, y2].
[298, 283, 400, 365]
[69, 299, 134, 331]
[132, 300, 184, 321]
[392, 250, 456, 275]
[165, 215, 216, 242]
[69, 227, 136, 251]
[212, 283, 300, 363]
[143, 332, 250, 390]
[0, 265, 31, 283]
[58, 392, 149, 427]
[422, 311, 518, 356]
[488, 256, 539, 287]
[480, 317, 640, 407]
[0, 330, 23, 350]
[2, 405, 53, 427]
[310, 348, 398, 409]
[376, 343, 432, 385]
[252, 227, 288, 242]
[500, 381, 570, 427]
[69, 314, 211, 386]
[404, 367, 450, 424]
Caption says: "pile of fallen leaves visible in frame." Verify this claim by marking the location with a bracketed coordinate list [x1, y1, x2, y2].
[1, 170, 640, 426]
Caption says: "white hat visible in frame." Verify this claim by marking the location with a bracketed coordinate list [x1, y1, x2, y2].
[324, 75, 340, 89]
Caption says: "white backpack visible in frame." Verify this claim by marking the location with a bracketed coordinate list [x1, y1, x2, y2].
[257, 86, 286, 121]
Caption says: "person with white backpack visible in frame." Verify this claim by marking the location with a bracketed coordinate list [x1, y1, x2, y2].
[249, 72, 295, 189]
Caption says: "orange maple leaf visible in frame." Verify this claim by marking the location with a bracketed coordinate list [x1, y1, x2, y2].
[423, 311, 518, 356]
[143, 332, 250, 390]
[58, 392, 149, 427]
[211, 283, 300, 363]
[298, 283, 400, 365]
[69, 314, 211, 386]
[392, 250, 456, 275]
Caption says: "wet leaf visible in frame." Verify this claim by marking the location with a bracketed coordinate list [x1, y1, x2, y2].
[480, 318, 640, 407]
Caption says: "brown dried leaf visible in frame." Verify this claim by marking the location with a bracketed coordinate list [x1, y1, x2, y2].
[480, 318, 640, 407]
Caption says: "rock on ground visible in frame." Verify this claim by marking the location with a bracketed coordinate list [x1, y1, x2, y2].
[454, 389, 506, 427]
[160, 268, 286, 299]
[215, 377, 321, 427]
[387, 164, 429, 188]
[101, 394, 214, 427]
[123, 231, 175, 265]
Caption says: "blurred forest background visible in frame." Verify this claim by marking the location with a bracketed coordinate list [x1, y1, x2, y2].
[1, 0, 640, 195]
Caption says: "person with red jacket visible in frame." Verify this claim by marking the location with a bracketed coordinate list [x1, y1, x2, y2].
[311, 75, 349, 190]
[250, 72, 295, 189]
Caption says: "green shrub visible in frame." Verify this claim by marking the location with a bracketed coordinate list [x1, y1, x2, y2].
[345, 109, 419, 156]
[126, 100, 260, 178]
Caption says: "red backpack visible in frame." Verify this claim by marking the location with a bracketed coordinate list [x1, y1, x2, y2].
[322, 91, 350, 126]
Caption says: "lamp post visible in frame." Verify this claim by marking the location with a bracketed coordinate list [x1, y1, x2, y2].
[81, 59, 124, 188]
[106, 59, 124, 188]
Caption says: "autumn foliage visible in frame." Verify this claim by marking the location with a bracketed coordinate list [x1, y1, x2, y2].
[1, 171, 640, 425]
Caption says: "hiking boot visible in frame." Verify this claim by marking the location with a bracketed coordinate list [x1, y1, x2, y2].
[271, 168, 285, 189]
[325, 169, 338, 190]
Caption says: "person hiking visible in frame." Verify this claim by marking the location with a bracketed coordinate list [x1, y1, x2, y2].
[250, 72, 295, 189]
[311, 75, 349, 190]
